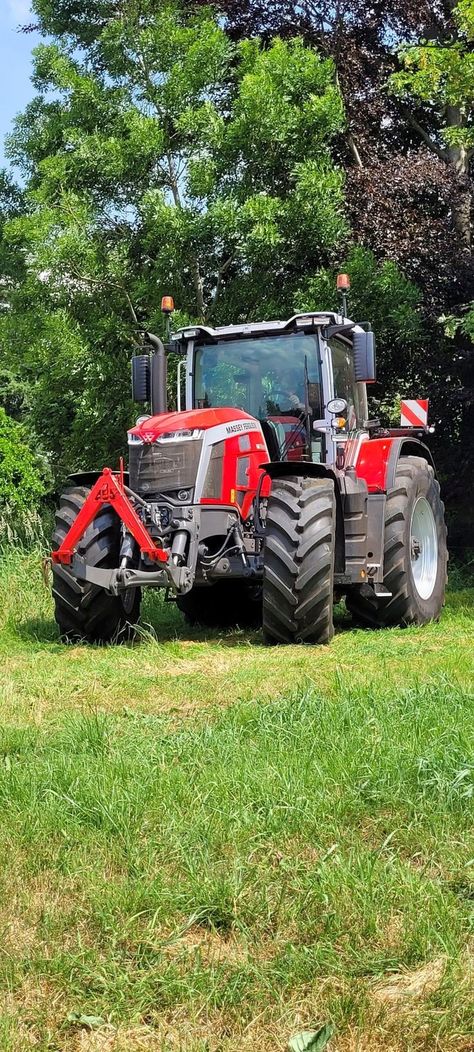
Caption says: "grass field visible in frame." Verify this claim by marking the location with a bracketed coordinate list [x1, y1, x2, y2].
[0, 547, 473, 1051]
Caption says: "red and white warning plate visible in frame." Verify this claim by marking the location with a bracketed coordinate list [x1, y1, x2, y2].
[400, 399, 429, 428]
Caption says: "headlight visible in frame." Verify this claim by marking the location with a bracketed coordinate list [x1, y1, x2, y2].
[157, 429, 202, 442]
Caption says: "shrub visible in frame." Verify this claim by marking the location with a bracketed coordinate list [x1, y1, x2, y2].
[0, 408, 48, 540]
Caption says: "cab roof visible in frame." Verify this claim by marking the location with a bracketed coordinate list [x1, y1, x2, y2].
[171, 312, 355, 345]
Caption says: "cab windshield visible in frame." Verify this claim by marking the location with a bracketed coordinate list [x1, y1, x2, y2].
[194, 334, 322, 420]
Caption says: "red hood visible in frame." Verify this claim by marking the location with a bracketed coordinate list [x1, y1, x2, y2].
[129, 407, 257, 440]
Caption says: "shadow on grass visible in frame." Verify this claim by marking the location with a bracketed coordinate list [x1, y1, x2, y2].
[14, 597, 354, 649]
[13, 616, 61, 646]
[13, 582, 474, 649]
[136, 595, 353, 647]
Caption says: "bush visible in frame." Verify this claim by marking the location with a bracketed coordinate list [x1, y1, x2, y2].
[0, 408, 48, 540]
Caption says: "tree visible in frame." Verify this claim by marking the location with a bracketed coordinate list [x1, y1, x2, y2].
[389, 0, 474, 254]
[187, 0, 473, 544]
[2, 4, 349, 480]
[190, 1, 473, 302]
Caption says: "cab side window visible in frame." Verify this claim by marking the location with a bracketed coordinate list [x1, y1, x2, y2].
[329, 337, 365, 429]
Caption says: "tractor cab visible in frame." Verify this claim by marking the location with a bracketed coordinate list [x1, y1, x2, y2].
[171, 313, 375, 468]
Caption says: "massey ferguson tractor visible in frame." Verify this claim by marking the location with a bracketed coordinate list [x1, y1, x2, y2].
[51, 281, 448, 644]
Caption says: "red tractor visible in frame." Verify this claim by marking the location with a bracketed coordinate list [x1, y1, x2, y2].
[51, 287, 447, 644]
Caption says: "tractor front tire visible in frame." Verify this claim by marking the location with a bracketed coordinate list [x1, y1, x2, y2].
[346, 456, 447, 628]
[262, 476, 335, 644]
[52, 486, 141, 643]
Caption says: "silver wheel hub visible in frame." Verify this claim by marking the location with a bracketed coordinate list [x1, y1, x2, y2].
[410, 496, 438, 600]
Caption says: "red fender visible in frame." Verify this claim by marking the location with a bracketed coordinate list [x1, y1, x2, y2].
[355, 436, 435, 493]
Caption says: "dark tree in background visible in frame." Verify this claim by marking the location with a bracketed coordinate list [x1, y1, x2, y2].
[191, 0, 472, 300]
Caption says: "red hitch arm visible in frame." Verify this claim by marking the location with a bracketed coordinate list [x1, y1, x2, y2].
[51, 467, 168, 566]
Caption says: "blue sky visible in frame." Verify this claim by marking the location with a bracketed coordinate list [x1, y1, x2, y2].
[0, 0, 41, 169]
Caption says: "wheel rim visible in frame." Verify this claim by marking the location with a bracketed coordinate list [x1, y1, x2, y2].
[410, 496, 438, 600]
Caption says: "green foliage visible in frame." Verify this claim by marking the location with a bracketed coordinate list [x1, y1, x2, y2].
[457, 0, 474, 38]
[296, 247, 424, 418]
[1, 8, 352, 481]
[389, 2, 474, 153]
[0, 0, 464, 531]
[296, 246, 421, 345]
[0, 408, 48, 536]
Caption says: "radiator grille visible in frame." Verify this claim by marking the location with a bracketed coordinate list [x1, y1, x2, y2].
[129, 441, 202, 497]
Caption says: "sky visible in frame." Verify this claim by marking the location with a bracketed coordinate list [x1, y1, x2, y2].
[0, 0, 42, 169]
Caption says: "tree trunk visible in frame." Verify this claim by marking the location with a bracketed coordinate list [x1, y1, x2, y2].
[190, 257, 206, 320]
[445, 105, 472, 255]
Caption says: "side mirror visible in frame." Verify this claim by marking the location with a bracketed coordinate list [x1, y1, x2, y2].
[132, 354, 150, 403]
[353, 330, 376, 383]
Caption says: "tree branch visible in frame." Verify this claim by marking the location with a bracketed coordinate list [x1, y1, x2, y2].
[190, 257, 206, 320]
[206, 256, 233, 320]
[401, 107, 449, 163]
[68, 267, 141, 340]
[346, 130, 363, 169]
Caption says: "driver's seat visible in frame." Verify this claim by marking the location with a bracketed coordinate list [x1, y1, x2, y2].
[260, 419, 285, 461]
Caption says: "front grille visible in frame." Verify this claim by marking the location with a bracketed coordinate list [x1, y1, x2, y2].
[129, 440, 203, 498]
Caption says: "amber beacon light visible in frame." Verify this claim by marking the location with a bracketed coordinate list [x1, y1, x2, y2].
[336, 273, 350, 315]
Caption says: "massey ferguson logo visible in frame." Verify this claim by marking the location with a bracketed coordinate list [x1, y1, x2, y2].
[225, 421, 259, 435]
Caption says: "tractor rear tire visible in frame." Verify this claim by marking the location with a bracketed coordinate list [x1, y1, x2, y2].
[262, 476, 335, 644]
[177, 581, 261, 629]
[346, 456, 447, 627]
[52, 485, 141, 643]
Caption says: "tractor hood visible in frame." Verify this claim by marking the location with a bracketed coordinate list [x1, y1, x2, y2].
[128, 407, 259, 444]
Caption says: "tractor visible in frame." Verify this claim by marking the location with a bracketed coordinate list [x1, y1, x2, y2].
[51, 279, 447, 644]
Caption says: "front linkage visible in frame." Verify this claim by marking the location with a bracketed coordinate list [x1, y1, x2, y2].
[52, 465, 192, 596]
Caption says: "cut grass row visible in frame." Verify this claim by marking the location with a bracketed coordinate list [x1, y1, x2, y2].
[0, 547, 472, 1050]
[0, 546, 472, 722]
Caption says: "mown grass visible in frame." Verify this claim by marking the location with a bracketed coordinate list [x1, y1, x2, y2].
[0, 546, 472, 1051]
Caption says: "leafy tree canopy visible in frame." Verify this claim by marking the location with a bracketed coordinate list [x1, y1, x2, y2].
[0, 0, 460, 520]
[1, 4, 355, 479]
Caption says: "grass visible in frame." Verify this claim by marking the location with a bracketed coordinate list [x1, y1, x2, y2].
[0, 547, 472, 1050]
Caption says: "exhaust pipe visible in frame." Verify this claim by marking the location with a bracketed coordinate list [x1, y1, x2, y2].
[146, 331, 167, 415]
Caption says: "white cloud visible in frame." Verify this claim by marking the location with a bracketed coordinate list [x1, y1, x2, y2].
[7, 0, 33, 24]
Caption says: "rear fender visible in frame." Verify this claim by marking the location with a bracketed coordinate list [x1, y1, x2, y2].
[386, 439, 435, 489]
[262, 462, 344, 573]
[355, 437, 435, 493]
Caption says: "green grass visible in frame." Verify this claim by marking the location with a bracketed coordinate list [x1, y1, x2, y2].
[0, 547, 473, 1051]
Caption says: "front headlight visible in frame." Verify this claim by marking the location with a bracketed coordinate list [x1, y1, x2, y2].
[157, 429, 202, 442]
